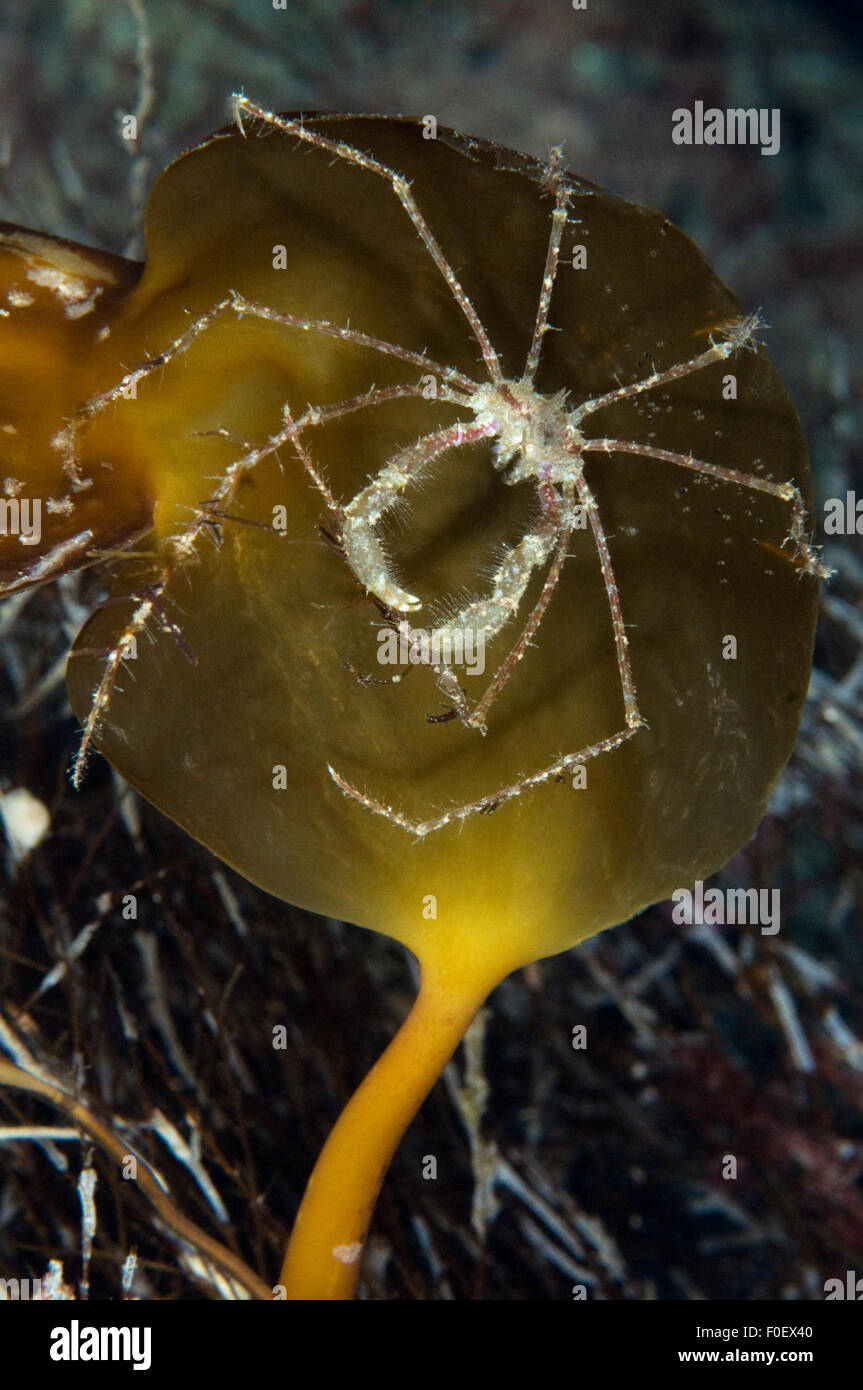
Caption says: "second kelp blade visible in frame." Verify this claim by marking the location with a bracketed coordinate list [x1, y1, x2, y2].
[66, 116, 818, 974]
[0, 225, 150, 594]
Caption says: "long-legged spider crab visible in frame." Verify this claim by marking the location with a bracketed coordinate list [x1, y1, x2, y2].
[27, 98, 825, 845]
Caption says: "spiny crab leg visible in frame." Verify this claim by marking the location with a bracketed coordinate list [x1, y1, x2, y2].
[570, 313, 764, 426]
[328, 721, 645, 840]
[523, 145, 573, 384]
[54, 291, 475, 486]
[581, 439, 831, 579]
[233, 96, 504, 386]
[574, 467, 642, 728]
[228, 294, 477, 396]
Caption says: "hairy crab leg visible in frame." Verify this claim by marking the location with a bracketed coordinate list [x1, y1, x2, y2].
[523, 145, 573, 385]
[571, 314, 763, 427]
[233, 97, 504, 385]
[581, 438, 830, 579]
[328, 720, 644, 839]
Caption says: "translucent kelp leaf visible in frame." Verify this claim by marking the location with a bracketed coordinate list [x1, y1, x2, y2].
[59, 114, 820, 987]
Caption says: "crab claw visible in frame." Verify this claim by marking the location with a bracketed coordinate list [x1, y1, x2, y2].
[340, 518, 421, 611]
